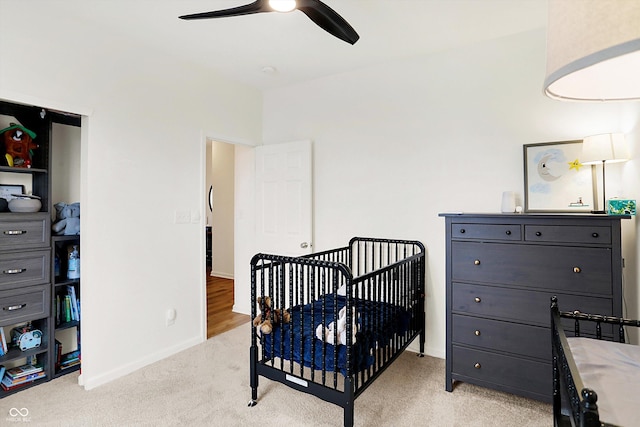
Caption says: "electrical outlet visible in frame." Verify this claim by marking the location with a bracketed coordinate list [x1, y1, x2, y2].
[175, 210, 190, 224]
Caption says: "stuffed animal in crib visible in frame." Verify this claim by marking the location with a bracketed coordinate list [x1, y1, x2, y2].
[0, 123, 38, 168]
[52, 202, 80, 235]
[252, 296, 290, 334]
[315, 306, 357, 346]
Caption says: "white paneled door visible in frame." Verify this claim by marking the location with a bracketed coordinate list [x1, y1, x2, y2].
[255, 140, 312, 256]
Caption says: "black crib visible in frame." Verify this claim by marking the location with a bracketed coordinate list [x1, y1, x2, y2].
[551, 296, 640, 427]
[249, 237, 426, 427]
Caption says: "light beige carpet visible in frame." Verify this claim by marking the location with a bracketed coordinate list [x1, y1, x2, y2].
[0, 324, 551, 426]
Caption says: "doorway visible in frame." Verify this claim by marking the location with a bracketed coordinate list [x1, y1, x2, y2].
[205, 139, 248, 338]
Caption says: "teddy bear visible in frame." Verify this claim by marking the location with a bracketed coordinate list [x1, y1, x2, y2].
[252, 296, 290, 334]
[0, 123, 38, 168]
[52, 202, 80, 235]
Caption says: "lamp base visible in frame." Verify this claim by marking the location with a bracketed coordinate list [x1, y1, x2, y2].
[590, 210, 607, 214]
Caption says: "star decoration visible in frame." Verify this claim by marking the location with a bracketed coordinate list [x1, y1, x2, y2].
[568, 159, 583, 171]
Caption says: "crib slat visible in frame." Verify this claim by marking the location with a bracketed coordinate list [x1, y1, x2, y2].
[310, 265, 316, 383]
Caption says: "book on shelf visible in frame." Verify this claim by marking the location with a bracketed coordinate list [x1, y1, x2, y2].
[60, 350, 80, 369]
[3, 370, 45, 385]
[56, 286, 80, 325]
[55, 339, 62, 369]
[60, 359, 80, 370]
[67, 285, 80, 321]
[5, 363, 43, 380]
[0, 327, 6, 356]
[1, 371, 46, 390]
[62, 353, 79, 361]
[64, 295, 72, 322]
[1, 381, 29, 391]
[56, 294, 61, 325]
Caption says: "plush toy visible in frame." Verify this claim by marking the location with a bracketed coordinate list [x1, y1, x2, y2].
[0, 123, 38, 168]
[52, 202, 80, 235]
[315, 306, 357, 346]
[252, 296, 290, 334]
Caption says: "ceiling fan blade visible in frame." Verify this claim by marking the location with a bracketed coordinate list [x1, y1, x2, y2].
[297, 0, 359, 44]
[179, 0, 270, 20]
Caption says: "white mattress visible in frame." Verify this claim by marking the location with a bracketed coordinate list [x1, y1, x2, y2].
[568, 337, 640, 427]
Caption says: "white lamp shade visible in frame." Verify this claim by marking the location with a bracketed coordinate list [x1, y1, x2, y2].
[544, 0, 640, 101]
[581, 133, 629, 164]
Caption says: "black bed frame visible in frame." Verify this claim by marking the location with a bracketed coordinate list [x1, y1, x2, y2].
[550, 296, 640, 427]
[249, 237, 425, 427]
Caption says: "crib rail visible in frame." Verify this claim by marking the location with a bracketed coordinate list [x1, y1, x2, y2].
[561, 309, 640, 343]
[250, 237, 425, 427]
[551, 296, 633, 427]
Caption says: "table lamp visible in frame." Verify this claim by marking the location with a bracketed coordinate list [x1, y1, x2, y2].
[581, 133, 629, 213]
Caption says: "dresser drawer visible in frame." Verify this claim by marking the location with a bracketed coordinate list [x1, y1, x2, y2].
[452, 241, 612, 295]
[452, 345, 550, 399]
[0, 249, 50, 291]
[451, 223, 521, 241]
[0, 214, 49, 250]
[452, 283, 613, 334]
[452, 314, 549, 360]
[0, 284, 50, 325]
[525, 225, 611, 244]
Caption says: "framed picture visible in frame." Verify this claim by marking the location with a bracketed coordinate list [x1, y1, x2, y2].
[0, 184, 25, 201]
[524, 140, 595, 212]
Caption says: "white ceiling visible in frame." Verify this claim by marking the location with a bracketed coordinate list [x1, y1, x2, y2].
[54, 0, 548, 91]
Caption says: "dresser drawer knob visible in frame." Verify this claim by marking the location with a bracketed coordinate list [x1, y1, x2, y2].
[459, 229, 466, 234]
[573, 267, 582, 273]
[505, 230, 511, 235]
[3, 303, 26, 311]
[3, 230, 26, 235]
[474, 363, 481, 369]
[474, 330, 481, 336]
[474, 297, 481, 303]
[3, 268, 26, 275]
[592, 232, 599, 238]
[474, 259, 481, 265]
[535, 231, 542, 237]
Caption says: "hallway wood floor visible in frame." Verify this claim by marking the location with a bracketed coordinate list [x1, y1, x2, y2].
[207, 272, 250, 338]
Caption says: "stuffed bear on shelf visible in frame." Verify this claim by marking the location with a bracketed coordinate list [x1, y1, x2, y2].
[252, 296, 290, 335]
[52, 202, 80, 235]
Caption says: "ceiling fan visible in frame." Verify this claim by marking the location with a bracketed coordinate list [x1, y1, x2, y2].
[179, 0, 360, 45]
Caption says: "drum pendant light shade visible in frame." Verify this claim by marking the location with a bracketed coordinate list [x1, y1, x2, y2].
[544, 0, 640, 102]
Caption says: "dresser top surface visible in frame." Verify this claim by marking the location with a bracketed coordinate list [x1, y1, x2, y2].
[438, 212, 630, 220]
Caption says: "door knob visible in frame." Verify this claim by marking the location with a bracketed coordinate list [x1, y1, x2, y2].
[300, 242, 309, 249]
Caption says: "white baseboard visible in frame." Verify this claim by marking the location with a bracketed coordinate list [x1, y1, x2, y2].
[210, 270, 234, 279]
[81, 335, 202, 390]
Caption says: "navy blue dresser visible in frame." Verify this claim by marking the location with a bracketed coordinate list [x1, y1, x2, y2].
[440, 213, 626, 402]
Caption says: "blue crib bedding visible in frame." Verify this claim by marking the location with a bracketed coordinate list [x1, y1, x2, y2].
[261, 295, 411, 376]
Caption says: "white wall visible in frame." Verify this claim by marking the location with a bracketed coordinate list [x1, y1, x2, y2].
[211, 140, 235, 278]
[0, 2, 262, 389]
[238, 28, 640, 357]
[51, 123, 81, 213]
